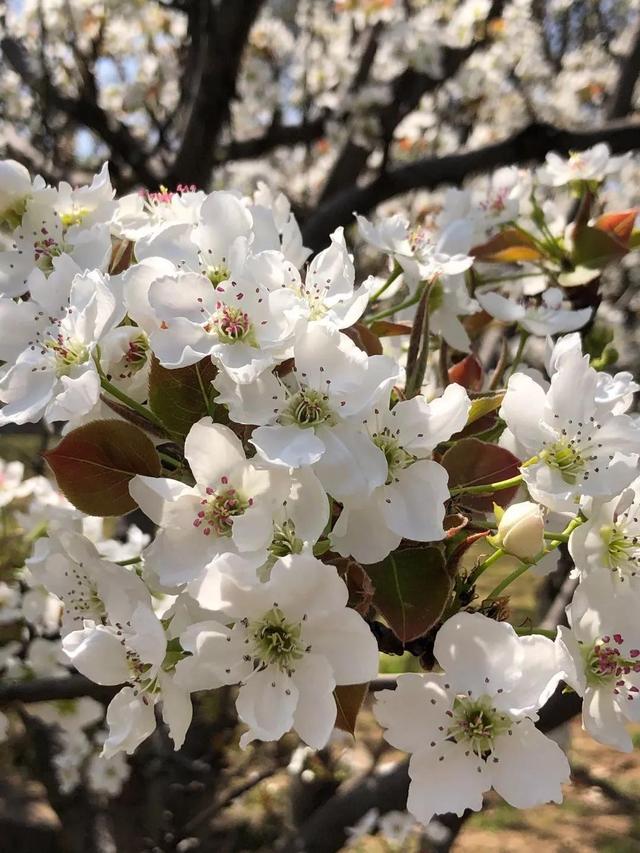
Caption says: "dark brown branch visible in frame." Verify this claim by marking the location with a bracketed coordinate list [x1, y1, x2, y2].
[167, 0, 265, 187]
[607, 21, 640, 119]
[279, 685, 582, 853]
[221, 116, 327, 162]
[0, 674, 118, 704]
[302, 119, 640, 251]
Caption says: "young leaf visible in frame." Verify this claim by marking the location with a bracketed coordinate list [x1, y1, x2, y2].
[334, 683, 369, 736]
[364, 547, 451, 643]
[44, 420, 162, 516]
[572, 224, 628, 269]
[448, 353, 484, 390]
[369, 320, 413, 337]
[441, 437, 520, 512]
[465, 392, 505, 426]
[148, 356, 219, 436]
[471, 229, 543, 262]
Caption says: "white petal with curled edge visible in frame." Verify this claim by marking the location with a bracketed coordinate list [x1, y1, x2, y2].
[251, 424, 326, 468]
[184, 419, 246, 486]
[62, 625, 129, 685]
[102, 687, 157, 758]
[159, 672, 193, 751]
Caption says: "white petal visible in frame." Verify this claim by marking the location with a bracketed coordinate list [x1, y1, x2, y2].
[491, 719, 570, 807]
[292, 653, 337, 748]
[102, 687, 157, 757]
[236, 666, 299, 746]
[407, 742, 489, 825]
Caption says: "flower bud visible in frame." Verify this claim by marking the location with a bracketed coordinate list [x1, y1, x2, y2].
[495, 501, 545, 560]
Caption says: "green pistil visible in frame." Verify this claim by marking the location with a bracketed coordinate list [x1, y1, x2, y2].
[211, 305, 256, 345]
[194, 487, 249, 537]
[269, 520, 304, 558]
[600, 524, 640, 577]
[541, 441, 586, 485]
[60, 208, 90, 229]
[250, 607, 304, 672]
[448, 695, 512, 756]
[207, 264, 231, 286]
[45, 336, 89, 376]
[280, 388, 336, 429]
[372, 430, 415, 483]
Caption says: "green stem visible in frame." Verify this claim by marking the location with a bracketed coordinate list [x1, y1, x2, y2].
[159, 451, 181, 470]
[94, 355, 165, 430]
[506, 329, 529, 381]
[405, 280, 435, 398]
[484, 514, 584, 600]
[116, 556, 142, 566]
[468, 547, 506, 585]
[370, 261, 402, 302]
[367, 288, 423, 324]
[450, 473, 523, 496]
[515, 626, 556, 639]
[195, 361, 215, 419]
[484, 562, 531, 599]
[543, 530, 569, 543]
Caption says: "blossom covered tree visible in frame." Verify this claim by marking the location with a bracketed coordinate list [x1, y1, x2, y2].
[1, 1, 640, 852]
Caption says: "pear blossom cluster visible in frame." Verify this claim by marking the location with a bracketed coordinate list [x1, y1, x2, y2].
[0, 149, 639, 832]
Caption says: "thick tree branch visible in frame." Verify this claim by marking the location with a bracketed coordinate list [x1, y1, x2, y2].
[607, 21, 640, 119]
[0, 674, 118, 705]
[221, 116, 327, 162]
[279, 686, 582, 853]
[302, 119, 640, 250]
[167, 0, 265, 187]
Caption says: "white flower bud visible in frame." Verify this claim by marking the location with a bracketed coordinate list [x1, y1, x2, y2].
[0, 159, 31, 226]
[496, 501, 545, 560]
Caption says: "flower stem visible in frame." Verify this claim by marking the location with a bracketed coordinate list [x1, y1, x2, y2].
[94, 354, 165, 430]
[367, 288, 423, 323]
[116, 556, 142, 566]
[506, 329, 529, 381]
[450, 473, 523, 496]
[468, 547, 506, 584]
[515, 626, 556, 639]
[370, 261, 402, 302]
[484, 514, 584, 599]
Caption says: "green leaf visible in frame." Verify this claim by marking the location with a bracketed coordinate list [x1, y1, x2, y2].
[441, 437, 520, 512]
[334, 683, 369, 735]
[465, 392, 505, 426]
[148, 356, 219, 436]
[44, 420, 162, 516]
[572, 224, 628, 269]
[365, 547, 451, 643]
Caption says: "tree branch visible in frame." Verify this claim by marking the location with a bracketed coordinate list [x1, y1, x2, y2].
[278, 685, 582, 853]
[302, 119, 640, 250]
[607, 21, 640, 119]
[0, 674, 118, 705]
[167, 0, 265, 187]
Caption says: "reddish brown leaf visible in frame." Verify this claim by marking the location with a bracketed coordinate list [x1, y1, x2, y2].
[441, 437, 521, 512]
[149, 356, 219, 436]
[448, 354, 484, 391]
[344, 322, 383, 355]
[44, 420, 161, 516]
[365, 547, 451, 643]
[369, 320, 413, 337]
[593, 209, 638, 246]
[334, 683, 369, 735]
